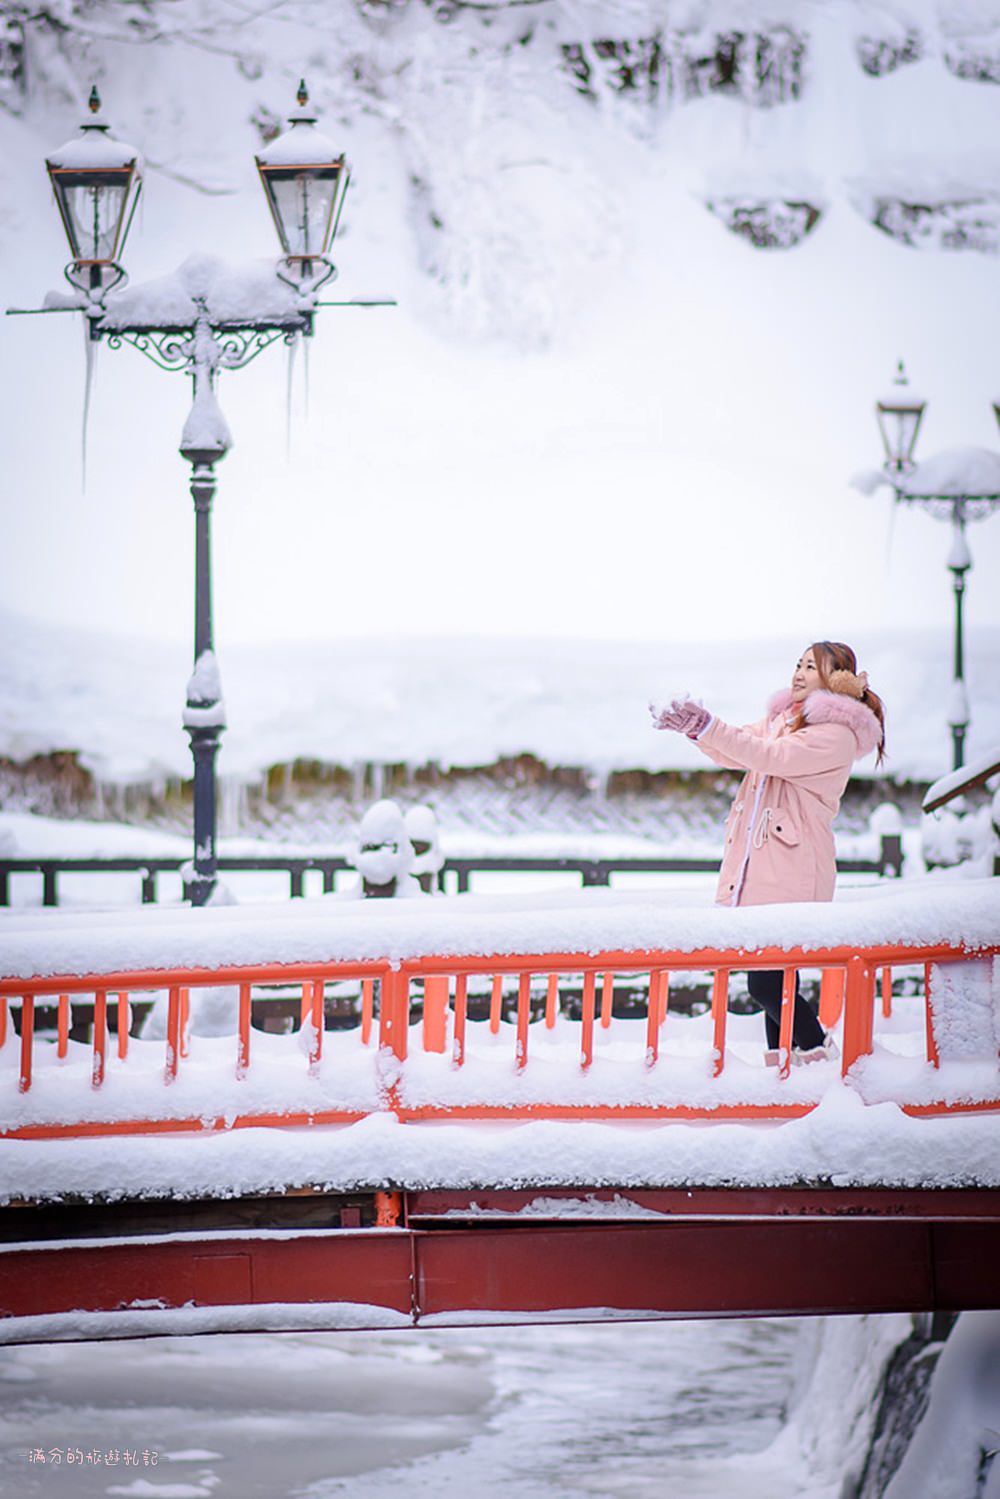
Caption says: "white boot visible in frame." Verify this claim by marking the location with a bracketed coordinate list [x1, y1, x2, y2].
[792, 1034, 839, 1066]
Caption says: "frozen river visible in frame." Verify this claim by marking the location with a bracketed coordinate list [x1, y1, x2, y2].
[0, 1316, 818, 1498]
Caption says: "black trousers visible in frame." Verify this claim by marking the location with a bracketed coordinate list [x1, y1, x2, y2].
[747, 970, 825, 1051]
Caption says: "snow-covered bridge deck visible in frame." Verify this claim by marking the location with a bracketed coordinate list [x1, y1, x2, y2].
[1, 881, 998, 1340]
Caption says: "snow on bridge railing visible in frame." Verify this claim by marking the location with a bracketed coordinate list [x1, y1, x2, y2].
[1, 936, 997, 1139]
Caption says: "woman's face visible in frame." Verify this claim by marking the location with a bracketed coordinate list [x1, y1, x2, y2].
[791, 649, 823, 702]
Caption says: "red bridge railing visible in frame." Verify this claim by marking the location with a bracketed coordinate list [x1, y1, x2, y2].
[1, 939, 997, 1139]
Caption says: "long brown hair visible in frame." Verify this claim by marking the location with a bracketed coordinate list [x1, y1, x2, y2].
[791, 641, 887, 766]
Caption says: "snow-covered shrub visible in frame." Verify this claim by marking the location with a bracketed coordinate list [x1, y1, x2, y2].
[867, 195, 1000, 254]
[855, 26, 923, 77]
[706, 196, 822, 249]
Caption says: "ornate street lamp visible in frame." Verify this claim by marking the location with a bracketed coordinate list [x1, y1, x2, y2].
[10, 84, 392, 905]
[855, 366, 1000, 772]
[256, 81, 349, 283]
[45, 86, 142, 296]
[875, 360, 925, 478]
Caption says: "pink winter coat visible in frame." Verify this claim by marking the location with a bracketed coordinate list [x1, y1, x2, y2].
[694, 688, 883, 907]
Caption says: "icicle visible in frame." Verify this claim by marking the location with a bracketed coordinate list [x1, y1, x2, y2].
[285, 332, 300, 459]
[81, 323, 98, 492]
[302, 334, 310, 423]
[884, 496, 898, 571]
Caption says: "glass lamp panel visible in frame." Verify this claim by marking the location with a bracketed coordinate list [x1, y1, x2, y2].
[876, 402, 923, 467]
[266, 167, 339, 257]
[56, 173, 130, 262]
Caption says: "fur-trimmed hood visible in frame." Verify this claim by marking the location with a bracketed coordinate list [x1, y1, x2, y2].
[767, 687, 882, 760]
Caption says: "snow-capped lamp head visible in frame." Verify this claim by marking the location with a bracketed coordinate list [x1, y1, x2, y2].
[876, 360, 926, 477]
[255, 79, 349, 290]
[45, 86, 142, 298]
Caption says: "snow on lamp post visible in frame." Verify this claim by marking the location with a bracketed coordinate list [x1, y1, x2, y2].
[10, 83, 393, 905]
[854, 364, 1000, 773]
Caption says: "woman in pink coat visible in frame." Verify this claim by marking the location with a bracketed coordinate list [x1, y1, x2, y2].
[652, 641, 886, 1064]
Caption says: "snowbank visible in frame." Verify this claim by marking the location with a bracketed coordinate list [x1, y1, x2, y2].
[0, 877, 996, 983]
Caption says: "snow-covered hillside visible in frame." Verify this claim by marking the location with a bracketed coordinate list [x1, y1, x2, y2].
[3, 0, 1000, 652]
[2, 609, 998, 787]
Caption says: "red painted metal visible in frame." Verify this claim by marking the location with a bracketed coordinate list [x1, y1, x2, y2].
[310, 979, 324, 1069]
[0, 997, 6, 1048]
[925, 962, 940, 1068]
[881, 966, 893, 1019]
[819, 968, 845, 1029]
[92, 989, 107, 1089]
[18, 997, 33, 1094]
[516, 973, 530, 1069]
[545, 973, 559, 1029]
[600, 971, 614, 1029]
[658, 969, 670, 1027]
[361, 978, 375, 1046]
[57, 993, 69, 1059]
[3, 940, 999, 1143]
[711, 969, 727, 1077]
[405, 1186, 1000, 1222]
[453, 974, 468, 1066]
[1, 1188, 998, 1342]
[0, 1233, 414, 1325]
[179, 987, 190, 1059]
[165, 986, 180, 1084]
[116, 991, 129, 1061]
[237, 982, 251, 1078]
[778, 967, 795, 1078]
[580, 970, 596, 1069]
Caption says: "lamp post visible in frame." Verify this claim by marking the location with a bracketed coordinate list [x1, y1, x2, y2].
[12, 83, 391, 904]
[857, 362, 1000, 772]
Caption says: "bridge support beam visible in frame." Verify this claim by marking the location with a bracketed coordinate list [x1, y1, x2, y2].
[1, 1188, 999, 1343]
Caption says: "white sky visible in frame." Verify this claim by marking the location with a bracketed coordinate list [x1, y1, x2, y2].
[3, 11, 1000, 656]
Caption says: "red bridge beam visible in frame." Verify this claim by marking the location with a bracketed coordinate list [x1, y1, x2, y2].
[1, 1188, 998, 1342]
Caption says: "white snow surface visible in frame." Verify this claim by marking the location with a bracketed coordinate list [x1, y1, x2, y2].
[2, 1087, 999, 1203]
[0, 877, 997, 982]
[905, 445, 1000, 497]
[884, 1312, 1000, 1499]
[924, 744, 1000, 807]
[3, 611, 999, 784]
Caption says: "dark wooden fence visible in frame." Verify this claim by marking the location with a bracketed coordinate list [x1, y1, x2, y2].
[0, 834, 904, 907]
